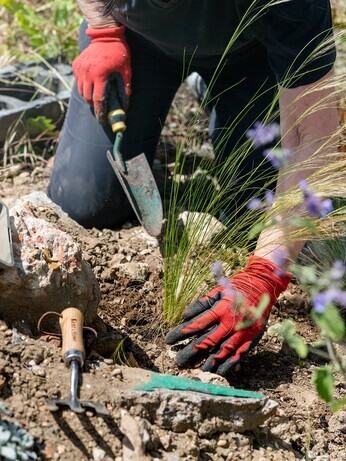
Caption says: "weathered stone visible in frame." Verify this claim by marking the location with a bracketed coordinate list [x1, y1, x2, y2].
[32, 365, 46, 377]
[117, 262, 149, 283]
[0, 192, 100, 331]
[92, 447, 106, 461]
[91, 368, 278, 436]
[120, 412, 151, 461]
[328, 410, 346, 433]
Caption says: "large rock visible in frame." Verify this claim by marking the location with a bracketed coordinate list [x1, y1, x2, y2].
[102, 368, 277, 436]
[0, 192, 100, 331]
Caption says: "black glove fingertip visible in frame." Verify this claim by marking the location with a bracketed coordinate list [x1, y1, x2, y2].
[182, 293, 221, 320]
[200, 354, 218, 373]
[165, 326, 184, 345]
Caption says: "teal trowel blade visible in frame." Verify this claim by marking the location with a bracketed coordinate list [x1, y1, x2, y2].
[107, 151, 163, 237]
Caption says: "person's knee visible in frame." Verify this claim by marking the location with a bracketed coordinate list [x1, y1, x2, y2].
[48, 178, 134, 229]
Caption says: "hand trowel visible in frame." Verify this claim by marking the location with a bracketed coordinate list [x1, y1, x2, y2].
[106, 87, 163, 237]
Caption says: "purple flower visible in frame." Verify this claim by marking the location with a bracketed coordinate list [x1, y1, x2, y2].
[312, 287, 346, 313]
[218, 276, 234, 296]
[263, 148, 291, 169]
[265, 190, 274, 207]
[330, 260, 345, 281]
[247, 190, 274, 211]
[299, 181, 334, 218]
[211, 260, 224, 279]
[211, 261, 235, 296]
[247, 198, 263, 210]
[312, 292, 329, 313]
[246, 122, 280, 147]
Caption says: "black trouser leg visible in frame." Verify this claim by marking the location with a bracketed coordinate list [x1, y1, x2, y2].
[196, 45, 279, 222]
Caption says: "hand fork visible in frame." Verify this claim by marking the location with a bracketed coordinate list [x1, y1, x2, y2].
[45, 308, 108, 416]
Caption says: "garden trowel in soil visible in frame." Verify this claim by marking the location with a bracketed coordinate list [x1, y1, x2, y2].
[106, 87, 163, 237]
[45, 308, 108, 416]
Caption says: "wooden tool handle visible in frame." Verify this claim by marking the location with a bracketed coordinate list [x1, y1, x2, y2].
[59, 308, 85, 359]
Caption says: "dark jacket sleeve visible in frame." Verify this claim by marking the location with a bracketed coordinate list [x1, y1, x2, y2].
[250, 0, 336, 87]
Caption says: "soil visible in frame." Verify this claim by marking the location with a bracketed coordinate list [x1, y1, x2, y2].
[0, 85, 346, 461]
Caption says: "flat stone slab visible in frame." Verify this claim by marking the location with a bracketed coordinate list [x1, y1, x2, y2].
[45, 364, 277, 436]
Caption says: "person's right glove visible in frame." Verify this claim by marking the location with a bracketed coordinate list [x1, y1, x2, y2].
[165, 256, 292, 376]
[72, 26, 132, 124]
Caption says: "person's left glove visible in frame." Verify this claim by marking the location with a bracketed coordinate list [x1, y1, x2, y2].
[72, 26, 132, 124]
[165, 256, 292, 376]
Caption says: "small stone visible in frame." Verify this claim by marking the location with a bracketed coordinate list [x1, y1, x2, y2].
[328, 410, 346, 433]
[111, 368, 123, 377]
[92, 447, 106, 460]
[217, 439, 228, 447]
[32, 365, 46, 377]
[35, 390, 48, 398]
[57, 445, 66, 455]
[103, 359, 114, 365]
[0, 376, 6, 390]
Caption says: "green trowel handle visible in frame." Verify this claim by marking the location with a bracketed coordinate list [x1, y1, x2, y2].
[107, 86, 126, 134]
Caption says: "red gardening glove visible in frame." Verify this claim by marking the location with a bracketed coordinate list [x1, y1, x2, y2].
[72, 26, 132, 124]
[165, 256, 292, 376]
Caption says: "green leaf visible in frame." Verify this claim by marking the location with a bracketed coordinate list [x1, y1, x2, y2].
[290, 263, 317, 284]
[254, 293, 270, 318]
[235, 293, 270, 330]
[331, 397, 346, 413]
[248, 222, 266, 240]
[26, 116, 57, 137]
[286, 334, 309, 358]
[290, 216, 318, 232]
[312, 304, 345, 341]
[54, 4, 69, 28]
[268, 319, 308, 358]
[312, 366, 334, 403]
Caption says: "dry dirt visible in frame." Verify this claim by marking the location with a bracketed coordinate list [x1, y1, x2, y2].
[0, 87, 346, 461]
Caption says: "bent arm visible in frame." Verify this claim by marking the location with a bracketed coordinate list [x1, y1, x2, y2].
[77, 0, 119, 28]
[255, 69, 340, 267]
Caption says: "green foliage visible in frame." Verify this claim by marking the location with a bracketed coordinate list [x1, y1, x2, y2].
[312, 305, 345, 341]
[26, 116, 58, 138]
[331, 397, 346, 412]
[111, 337, 129, 366]
[312, 366, 334, 403]
[289, 216, 318, 232]
[0, 0, 81, 62]
[268, 319, 309, 358]
[236, 293, 271, 330]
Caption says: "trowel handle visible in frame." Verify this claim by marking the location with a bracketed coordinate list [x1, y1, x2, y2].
[59, 308, 85, 366]
[107, 86, 126, 134]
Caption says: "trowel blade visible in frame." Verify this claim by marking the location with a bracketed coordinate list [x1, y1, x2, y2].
[107, 151, 163, 237]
